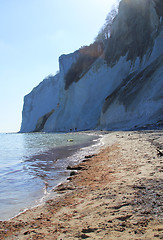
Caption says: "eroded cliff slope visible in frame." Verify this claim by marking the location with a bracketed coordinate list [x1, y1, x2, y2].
[20, 0, 163, 132]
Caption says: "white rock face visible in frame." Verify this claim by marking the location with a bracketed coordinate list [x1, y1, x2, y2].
[100, 54, 163, 130]
[20, 0, 163, 132]
[20, 74, 61, 132]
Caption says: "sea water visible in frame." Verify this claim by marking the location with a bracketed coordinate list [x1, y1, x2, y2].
[0, 132, 100, 221]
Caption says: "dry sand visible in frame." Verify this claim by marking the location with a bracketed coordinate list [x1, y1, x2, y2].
[0, 131, 162, 240]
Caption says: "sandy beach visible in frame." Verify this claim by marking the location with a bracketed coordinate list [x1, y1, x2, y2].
[0, 130, 162, 240]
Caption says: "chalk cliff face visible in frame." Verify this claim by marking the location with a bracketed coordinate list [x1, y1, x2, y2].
[20, 0, 163, 132]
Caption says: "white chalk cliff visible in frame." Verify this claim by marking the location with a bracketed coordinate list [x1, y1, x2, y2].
[20, 0, 163, 132]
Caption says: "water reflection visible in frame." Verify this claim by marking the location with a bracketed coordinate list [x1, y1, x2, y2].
[23, 142, 92, 183]
[0, 132, 98, 220]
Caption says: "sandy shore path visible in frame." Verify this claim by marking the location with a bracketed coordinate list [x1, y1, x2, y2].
[0, 131, 162, 240]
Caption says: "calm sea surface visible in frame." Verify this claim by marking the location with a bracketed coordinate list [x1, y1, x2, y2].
[0, 132, 100, 220]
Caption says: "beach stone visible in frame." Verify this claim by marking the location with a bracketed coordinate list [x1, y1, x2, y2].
[117, 215, 132, 221]
[67, 165, 83, 170]
[85, 154, 96, 159]
[80, 233, 90, 239]
[82, 227, 97, 233]
[70, 171, 77, 176]
[55, 182, 76, 192]
[24, 231, 30, 235]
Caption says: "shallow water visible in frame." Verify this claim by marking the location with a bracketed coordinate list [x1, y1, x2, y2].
[0, 132, 100, 220]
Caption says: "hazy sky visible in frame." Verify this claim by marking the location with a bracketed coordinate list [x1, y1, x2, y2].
[0, 0, 117, 133]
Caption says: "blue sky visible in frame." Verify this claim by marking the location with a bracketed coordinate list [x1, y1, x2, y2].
[0, 0, 117, 132]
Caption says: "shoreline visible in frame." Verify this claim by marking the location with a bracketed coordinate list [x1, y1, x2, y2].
[0, 131, 103, 222]
[0, 130, 162, 239]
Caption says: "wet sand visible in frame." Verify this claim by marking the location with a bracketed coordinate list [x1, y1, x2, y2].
[0, 131, 162, 240]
